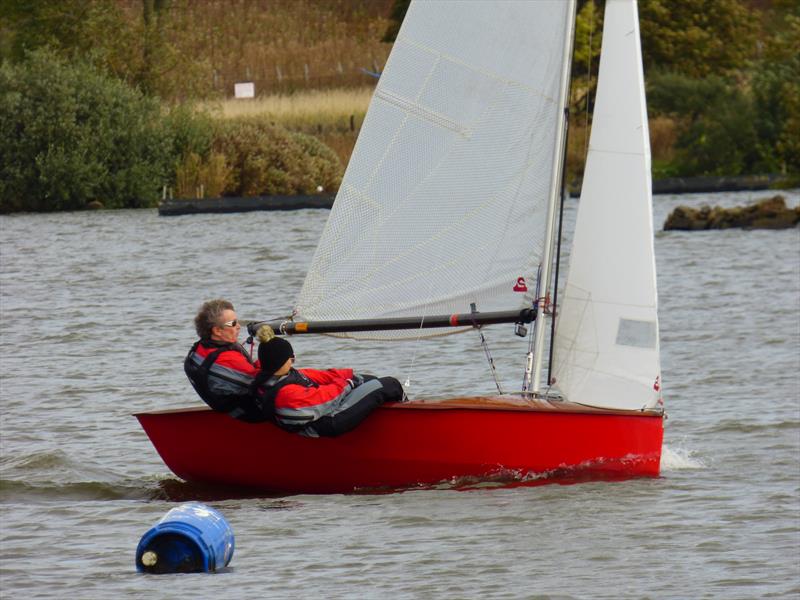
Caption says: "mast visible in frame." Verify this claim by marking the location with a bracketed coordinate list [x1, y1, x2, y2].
[530, 0, 578, 394]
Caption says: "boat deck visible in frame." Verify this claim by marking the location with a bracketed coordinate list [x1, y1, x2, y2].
[138, 395, 664, 418]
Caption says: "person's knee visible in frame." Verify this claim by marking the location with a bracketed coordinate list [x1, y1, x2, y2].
[378, 377, 404, 401]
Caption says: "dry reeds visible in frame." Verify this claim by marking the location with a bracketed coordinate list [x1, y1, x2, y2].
[201, 86, 373, 167]
[649, 116, 678, 163]
[202, 86, 373, 129]
[175, 151, 231, 198]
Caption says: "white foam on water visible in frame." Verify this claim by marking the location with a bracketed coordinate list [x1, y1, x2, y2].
[660, 444, 706, 471]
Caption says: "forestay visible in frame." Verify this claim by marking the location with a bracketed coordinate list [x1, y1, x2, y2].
[295, 0, 573, 339]
[551, 0, 662, 410]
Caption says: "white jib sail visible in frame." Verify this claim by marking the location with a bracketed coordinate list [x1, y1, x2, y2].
[551, 0, 662, 410]
[295, 0, 573, 339]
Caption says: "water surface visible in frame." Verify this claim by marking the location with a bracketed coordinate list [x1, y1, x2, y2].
[1, 190, 798, 597]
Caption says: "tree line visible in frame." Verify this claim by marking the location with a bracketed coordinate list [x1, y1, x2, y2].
[387, 0, 799, 181]
[0, 0, 797, 213]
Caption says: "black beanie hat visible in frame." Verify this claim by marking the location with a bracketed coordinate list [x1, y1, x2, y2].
[258, 337, 295, 376]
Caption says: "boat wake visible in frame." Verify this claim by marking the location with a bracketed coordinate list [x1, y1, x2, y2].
[659, 445, 705, 471]
[351, 455, 663, 495]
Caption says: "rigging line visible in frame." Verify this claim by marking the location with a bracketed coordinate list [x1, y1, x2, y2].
[584, 0, 595, 159]
[470, 305, 503, 395]
[403, 278, 437, 391]
[402, 312, 426, 391]
[548, 80, 576, 386]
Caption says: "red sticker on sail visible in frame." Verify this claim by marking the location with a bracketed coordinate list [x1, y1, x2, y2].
[513, 277, 528, 292]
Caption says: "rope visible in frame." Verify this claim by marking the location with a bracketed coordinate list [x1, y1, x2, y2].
[468, 303, 503, 395]
[584, 0, 595, 159]
[403, 313, 426, 391]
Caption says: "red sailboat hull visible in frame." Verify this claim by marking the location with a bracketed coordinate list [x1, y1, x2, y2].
[135, 397, 664, 494]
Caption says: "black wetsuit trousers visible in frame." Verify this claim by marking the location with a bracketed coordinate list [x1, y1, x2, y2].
[310, 376, 404, 437]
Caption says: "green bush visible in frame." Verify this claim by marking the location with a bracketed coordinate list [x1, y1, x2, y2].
[175, 151, 231, 198]
[213, 117, 342, 197]
[750, 13, 800, 177]
[0, 49, 174, 212]
[647, 72, 761, 176]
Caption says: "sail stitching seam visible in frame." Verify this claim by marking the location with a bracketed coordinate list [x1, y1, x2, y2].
[397, 34, 559, 104]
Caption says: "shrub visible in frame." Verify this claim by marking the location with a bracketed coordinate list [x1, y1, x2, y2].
[0, 49, 173, 212]
[175, 151, 231, 198]
[647, 72, 759, 176]
[212, 117, 342, 197]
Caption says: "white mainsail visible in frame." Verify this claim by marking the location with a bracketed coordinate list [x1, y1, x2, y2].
[551, 0, 662, 410]
[295, 0, 574, 339]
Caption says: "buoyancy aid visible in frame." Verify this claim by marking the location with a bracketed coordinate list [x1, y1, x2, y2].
[254, 368, 366, 433]
[184, 340, 266, 423]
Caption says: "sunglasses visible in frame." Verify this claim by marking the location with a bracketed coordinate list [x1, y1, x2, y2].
[220, 319, 238, 328]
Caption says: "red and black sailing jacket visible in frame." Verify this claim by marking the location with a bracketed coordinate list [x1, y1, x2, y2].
[184, 339, 265, 422]
[254, 367, 370, 434]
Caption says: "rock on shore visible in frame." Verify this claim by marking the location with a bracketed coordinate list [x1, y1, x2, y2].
[663, 195, 799, 231]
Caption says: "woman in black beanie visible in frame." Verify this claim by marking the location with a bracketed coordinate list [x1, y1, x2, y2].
[251, 327, 405, 437]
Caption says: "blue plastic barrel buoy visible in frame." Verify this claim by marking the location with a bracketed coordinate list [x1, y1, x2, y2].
[136, 502, 234, 574]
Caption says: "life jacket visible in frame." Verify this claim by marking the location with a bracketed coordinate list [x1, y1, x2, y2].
[252, 369, 320, 432]
[184, 340, 266, 423]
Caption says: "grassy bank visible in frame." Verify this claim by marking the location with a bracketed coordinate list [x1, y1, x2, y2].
[212, 86, 682, 185]
[202, 87, 374, 168]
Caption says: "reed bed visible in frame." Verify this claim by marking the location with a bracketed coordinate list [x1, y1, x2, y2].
[198, 86, 677, 183]
[203, 86, 374, 129]
[200, 86, 374, 166]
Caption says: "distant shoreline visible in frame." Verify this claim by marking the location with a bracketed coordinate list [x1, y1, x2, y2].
[157, 194, 335, 216]
[157, 175, 796, 216]
[651, 174, 792, 195]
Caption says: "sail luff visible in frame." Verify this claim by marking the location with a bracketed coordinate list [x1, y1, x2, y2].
[531, 0, 578, 393]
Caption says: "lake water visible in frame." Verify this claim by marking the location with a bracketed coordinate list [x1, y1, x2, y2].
[1, 189, 798, 598]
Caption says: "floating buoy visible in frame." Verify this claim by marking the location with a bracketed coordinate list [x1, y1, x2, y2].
[135, 502, 234, 574]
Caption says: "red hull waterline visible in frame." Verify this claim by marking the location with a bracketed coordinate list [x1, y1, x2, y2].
[135, 396, 664, 494]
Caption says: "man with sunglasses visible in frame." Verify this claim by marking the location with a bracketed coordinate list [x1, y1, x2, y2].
[184, 299, 265, 422]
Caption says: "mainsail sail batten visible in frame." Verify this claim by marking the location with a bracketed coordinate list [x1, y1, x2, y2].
[295, 1, 573, 339]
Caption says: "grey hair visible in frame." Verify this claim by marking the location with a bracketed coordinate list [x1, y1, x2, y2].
[194, 299, 234, 339]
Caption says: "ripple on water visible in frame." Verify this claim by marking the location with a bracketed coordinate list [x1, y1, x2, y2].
[0, 191, 798, 598]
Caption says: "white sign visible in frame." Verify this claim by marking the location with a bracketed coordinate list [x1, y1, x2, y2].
[234, 82, 255, 98]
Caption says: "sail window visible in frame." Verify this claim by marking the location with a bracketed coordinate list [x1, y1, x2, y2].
[615, 318, 656, 349]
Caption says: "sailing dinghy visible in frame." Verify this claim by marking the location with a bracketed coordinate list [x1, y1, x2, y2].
[137, 0, 665, 494]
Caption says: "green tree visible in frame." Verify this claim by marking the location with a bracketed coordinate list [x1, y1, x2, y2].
[638, 0, 758, 78]
[0, 49, 175, 212]
[750, 12, 800, 176]
[0, 0, 213, 100]
[647, 73, 762, 176]
[0, 0, 132, 76]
